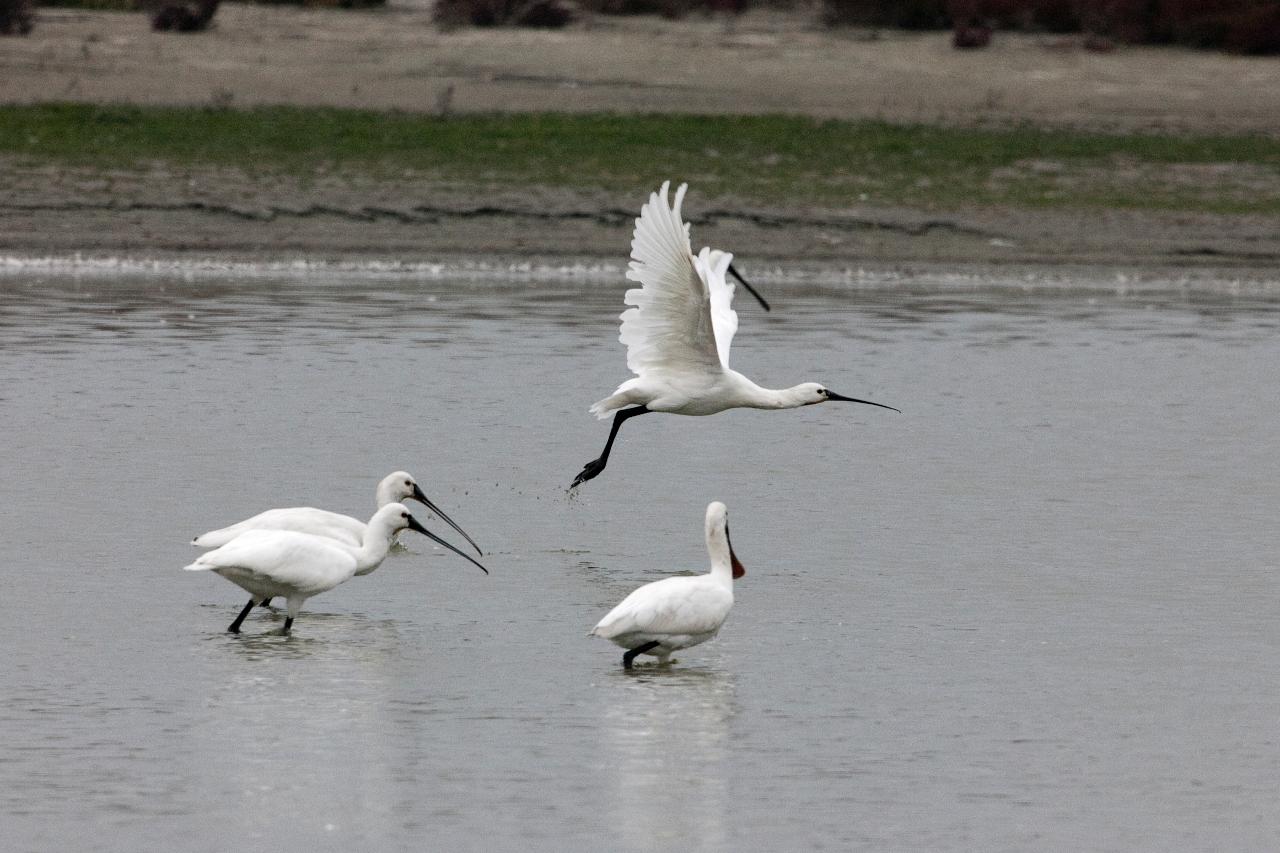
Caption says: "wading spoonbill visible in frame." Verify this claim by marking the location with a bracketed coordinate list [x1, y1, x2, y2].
[184, 503, 488, 636]
[591, 501, 744, 669]
[193, 470, 481, 555]
[570, 181, 898, 489]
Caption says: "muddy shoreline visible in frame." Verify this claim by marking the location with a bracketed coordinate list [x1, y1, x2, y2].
[3, 6, 1280, 271]
[3, 170, 1278, 271]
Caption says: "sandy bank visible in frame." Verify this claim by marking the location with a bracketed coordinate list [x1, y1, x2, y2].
[6, 5, 1280, 133]
[3, 6, 1279, 271]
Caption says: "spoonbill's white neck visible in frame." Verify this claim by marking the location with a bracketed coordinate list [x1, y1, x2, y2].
[732, 377, 819, 411]
[704, 519, 734, 583]
[352, 517, 400, 573]
[730, 377, 898, 414]
[771, 384, 819, 410]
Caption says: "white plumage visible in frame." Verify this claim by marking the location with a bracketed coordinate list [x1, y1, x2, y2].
[571, 181, 897, 488]
[610, 183, 736, 384]
[592, 501, 745, 668]
[194, 506, 367, 550]
[192, 470, 480, 559]
[184, 502, 488, 635]
[590, 183, 746, 420]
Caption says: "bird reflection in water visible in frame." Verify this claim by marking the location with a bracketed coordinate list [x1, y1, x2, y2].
[600, 668, 737, 851]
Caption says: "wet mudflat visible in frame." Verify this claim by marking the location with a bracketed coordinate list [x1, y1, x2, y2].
[1, 268, 1277, 851]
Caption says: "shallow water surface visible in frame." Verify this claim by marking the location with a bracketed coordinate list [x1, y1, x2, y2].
[1, 270, 1278, 852]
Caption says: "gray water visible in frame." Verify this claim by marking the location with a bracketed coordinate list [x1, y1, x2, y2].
[1, 269, 1277, 852]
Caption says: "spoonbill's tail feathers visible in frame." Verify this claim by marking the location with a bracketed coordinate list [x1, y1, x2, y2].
[193, 522, 266, 549]
[192, 519, 255, 548]
[589, 379, 644, 419]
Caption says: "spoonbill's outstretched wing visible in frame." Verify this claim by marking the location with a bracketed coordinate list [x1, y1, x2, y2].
[619, 181, 739, 374]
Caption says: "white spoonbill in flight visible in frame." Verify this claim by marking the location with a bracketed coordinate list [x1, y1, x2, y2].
[591, 501, 744, 669]
[184, 503, 489, 635]
[192, 470, 481, 555]
[570, 181, 898, 488]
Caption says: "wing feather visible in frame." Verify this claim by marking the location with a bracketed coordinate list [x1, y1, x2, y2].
[193, 507, 364, 548]
[617, 182, 724, 376]
[697, 248, 738, 367]
[184, 530, 356, 594]
[593, 576, 730, 639]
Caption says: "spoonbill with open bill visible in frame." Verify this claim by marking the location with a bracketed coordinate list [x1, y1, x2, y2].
[591, 501, 744, 669]
[184, 502, 489, 635]
[570, 181, 898, 489]
[192, 470, 481, 555]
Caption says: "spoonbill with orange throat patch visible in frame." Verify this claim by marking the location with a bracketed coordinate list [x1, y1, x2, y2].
[591, 501, 745, 669]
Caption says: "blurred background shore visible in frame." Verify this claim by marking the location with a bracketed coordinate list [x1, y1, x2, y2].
[2, 2, 1278, 268]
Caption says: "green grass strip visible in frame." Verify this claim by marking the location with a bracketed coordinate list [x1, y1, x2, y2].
[3, 103, 1279, 213]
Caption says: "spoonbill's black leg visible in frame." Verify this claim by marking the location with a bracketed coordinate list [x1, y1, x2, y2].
[227, 598, 258, 633]
[258, 598, 274, 609]
[281, 617, 294, 636]
[571, 406, 650, 489]
[623, 640, 661, 669]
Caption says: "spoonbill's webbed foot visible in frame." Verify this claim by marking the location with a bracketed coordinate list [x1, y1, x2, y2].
[227, 597, 258, 633]
[623, 640, 662, 669]
[570, 406, 650, 489]
[571, 457, 607, 489]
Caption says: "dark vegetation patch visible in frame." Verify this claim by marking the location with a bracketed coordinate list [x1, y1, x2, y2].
[433, 0, 574, 28]
[0, 0, 35, 34]
[820, 0, 1280, 53]
[3, 104, 1279, 214]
